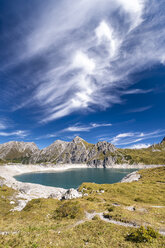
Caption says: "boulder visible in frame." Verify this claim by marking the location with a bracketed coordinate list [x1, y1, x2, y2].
[121, 171, 141, 183]
[61, 189, 82, 200]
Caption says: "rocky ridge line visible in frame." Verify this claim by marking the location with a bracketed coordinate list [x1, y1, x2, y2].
[0, 136, 165, 167]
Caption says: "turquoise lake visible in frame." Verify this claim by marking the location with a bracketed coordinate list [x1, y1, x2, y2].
[14, 168, 136, 189]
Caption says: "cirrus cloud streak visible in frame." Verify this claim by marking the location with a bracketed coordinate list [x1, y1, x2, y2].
[1, 0, 165, 124]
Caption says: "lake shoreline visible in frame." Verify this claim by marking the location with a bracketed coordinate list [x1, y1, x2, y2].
[0, 164, 164, 211]
[0, 163, 164, 189]
[0, 163, 163, 184]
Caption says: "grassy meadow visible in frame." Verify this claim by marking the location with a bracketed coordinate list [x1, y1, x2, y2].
[0, 167, 165, 247]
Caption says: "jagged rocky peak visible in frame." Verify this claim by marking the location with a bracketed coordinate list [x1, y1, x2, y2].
[161, 137, 165, 143]
[47, 139, 69, 149]
[53, 139, 67, 144]
[72, 136, 85, 144]
[96, 141, 116, 152]
[41, 139, 69, 155]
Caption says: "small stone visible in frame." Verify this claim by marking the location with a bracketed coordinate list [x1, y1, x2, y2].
[19, 186, 30, 194]
[112, 203, 120, 206]
[125, 206, 136, 211]
[48, 193, 57, 198]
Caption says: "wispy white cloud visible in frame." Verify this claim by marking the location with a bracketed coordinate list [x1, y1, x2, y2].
[0, 121, 8, 130]
[123, 89, 153, 95]
[126, 105, 153, 113]
[116, 0, 146, 29]
[36, 122, 112, 140]
[2, 0, 165, 123]
[72, 51, 96, 75]
[126, 143, 151, 149]
[91, 123, 112, 128]
[32, 0, 165, 122]
[0, 118, 14, 130]
[62, 122, 112, 133]
[111, 129, 165, 145]
[95, 20, 121, 58]
[64, 126, 91, 132]
[111, 132, 134, 143]
[0, 130, 29, 138]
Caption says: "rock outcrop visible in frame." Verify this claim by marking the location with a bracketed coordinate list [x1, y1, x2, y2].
[121, 171, 141, 183]
[61, 188, 82, 200]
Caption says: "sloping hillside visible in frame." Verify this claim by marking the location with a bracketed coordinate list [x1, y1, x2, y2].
[0, 141, 39, 163]
[118, 139, 165, 165]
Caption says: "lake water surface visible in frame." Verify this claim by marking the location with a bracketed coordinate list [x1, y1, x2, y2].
[14, 168, 137, 189]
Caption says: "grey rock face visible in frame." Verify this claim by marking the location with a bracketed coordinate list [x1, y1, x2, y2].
[28, 140, 68, 164]
[55, 137, 117, 166]
[56, 136, 90, 164]
[87, 141, 117, 167]
[0, 136, 122, 167]
[0, 141, 39, 162]
[96, 141, 116, 153]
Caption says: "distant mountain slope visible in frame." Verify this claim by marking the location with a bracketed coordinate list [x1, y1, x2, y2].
[0, 141, 39, 163]
[0, 137, 165, 166]
[119, 138, 165, 165]
[28, 140, 69, 164]
[55, 137, 117, 166]
[28, 136, 117, 167]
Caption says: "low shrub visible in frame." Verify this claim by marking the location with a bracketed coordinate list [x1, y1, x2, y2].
[126, 226, 159, 243]
[53, 201, 83, 219]
[92, 215, 100, 221]
[103, 213, 111, 219]
[23, 198, 41, 211]
[107, 206, 115, 212]
[87, 197, 95, 201]
[134, 197, 143, 202]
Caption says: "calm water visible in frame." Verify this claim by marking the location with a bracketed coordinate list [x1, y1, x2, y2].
[14, 168, 136, 189]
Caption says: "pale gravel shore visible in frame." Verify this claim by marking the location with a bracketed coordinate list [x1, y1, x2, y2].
[0, 163, 164, 211]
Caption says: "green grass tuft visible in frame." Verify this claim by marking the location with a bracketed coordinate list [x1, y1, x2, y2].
[126, 226, 159, 243]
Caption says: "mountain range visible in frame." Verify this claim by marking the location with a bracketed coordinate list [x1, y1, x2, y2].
[0, 136, 165, 166]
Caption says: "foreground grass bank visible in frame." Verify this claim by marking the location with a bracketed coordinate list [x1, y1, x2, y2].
[0, 167, 165, 247]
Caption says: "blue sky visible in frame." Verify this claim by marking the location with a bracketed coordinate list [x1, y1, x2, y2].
[0, 0, 165, 149]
